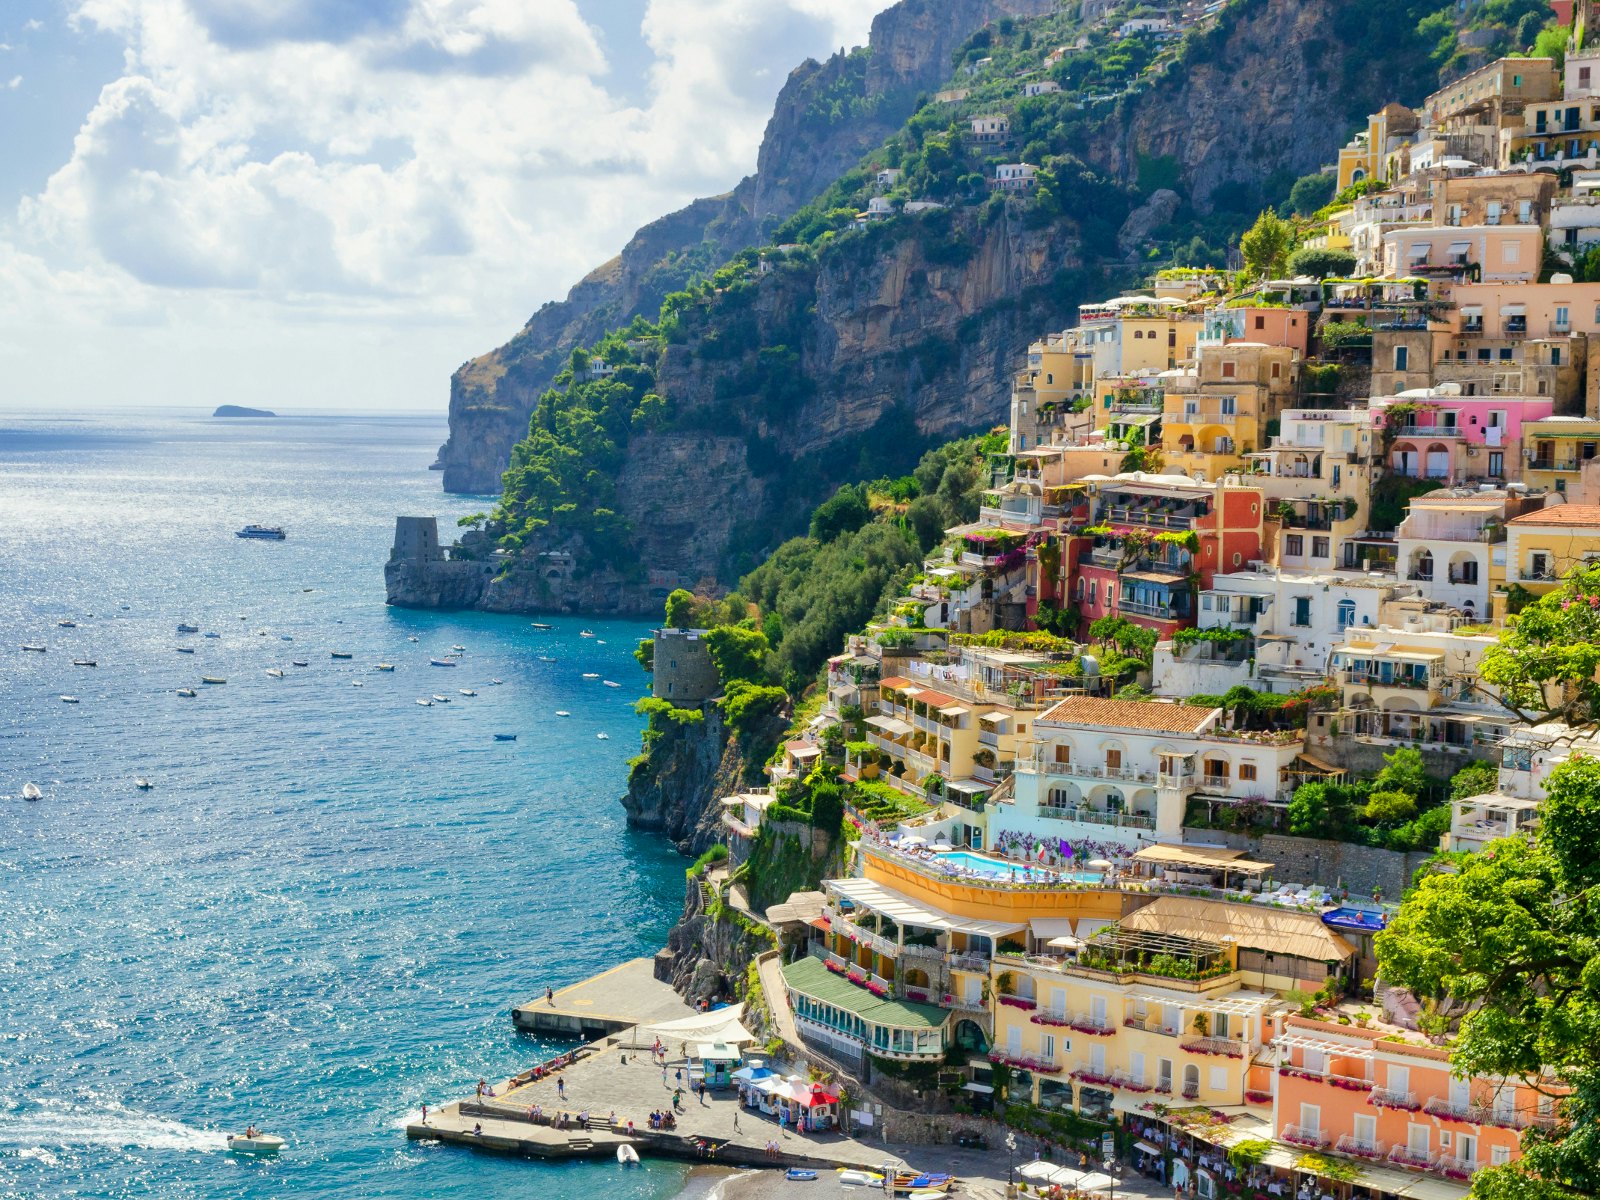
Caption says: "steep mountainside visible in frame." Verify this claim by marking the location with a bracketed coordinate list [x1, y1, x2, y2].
[435, 0, 1055, 494]
[400, 0, 1478, 615]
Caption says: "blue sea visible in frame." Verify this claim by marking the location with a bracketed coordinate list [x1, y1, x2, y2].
[0, 409, 694, 1200]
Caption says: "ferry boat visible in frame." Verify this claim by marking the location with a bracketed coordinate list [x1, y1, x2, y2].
[429, 657, 457, 667]
[330, 651, 353, 659]
[20, 644, 46, 652]
[177, 623, 200, 634]
[236, 525, 286, 540]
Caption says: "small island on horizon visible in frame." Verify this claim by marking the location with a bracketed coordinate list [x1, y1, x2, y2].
[213, 404, 276, 418]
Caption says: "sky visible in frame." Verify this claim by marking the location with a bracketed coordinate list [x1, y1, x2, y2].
[0, 0, 897, 412]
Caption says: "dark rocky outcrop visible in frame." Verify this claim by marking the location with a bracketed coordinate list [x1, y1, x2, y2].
[434, 0, 1055, 494]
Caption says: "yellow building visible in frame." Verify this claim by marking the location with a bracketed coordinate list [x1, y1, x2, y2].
[1521, 416, 1600, 496]
[1162, 343, 1299, 480]
[1336, 102, 1418, 190]
[1504, 503, 1600, 596]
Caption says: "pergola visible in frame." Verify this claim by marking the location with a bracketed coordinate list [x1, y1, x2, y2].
[1079, 925, 1230, 977]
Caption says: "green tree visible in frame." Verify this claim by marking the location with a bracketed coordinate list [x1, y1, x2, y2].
[1378, 755, 1600, 1199]
[1287, 246, 1357, 278]
[1288, 172, 1336, 216]
[1239, 209, 1294, 280]
[1478, 564, 1600, 724]
[664, 588, 698, 629]
[1373, 746, 1429, 799]
[809, 484, 871, 543]
[1363, 790, 1417, 824]
[704, 625, 772, 685]
[1450, 758, 1500, 802]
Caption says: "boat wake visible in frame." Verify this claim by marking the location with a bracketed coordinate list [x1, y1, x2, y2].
[0, 1099, 228, 1154]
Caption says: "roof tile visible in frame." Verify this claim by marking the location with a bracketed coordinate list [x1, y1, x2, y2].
[1037, 696, 1218, 733]
[1506, 504, 1600, 529]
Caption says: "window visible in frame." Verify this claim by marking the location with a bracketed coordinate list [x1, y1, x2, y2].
[1353, 1114, 1378, 1151]
[1271, 361, 1282, 379]
[1208, 1066, 1227, 1091]
[1491, 1146, 1512, 1166]
[1285, 534, 1305, 556]
[1312, 536, 1330, 558]
[1503, 240, 1521, 264]
[1221, 395, 1236, 415]
[1556, 305, 1571, 329]
[1337, 599, 1356, 629]
[1202, 595, 1213, 611]
[1489, 450, 1504, 476]
[1254, 315, 1265, 330]
[1457, 1133, 1478, 1165]
[1239, 763, 1257, 782]
[1221, 361, 1236, 379]
[1293, 596, 1312, 626]
[1106, 748, 1123, 769]
[1299, 1103, 1322, 1134]
[1394, 345, 1409, 371]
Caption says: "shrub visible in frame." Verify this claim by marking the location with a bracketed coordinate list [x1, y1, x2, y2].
[1287, 246, 1357, 278]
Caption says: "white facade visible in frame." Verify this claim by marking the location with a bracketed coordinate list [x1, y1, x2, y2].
[1023, 80, 1061, 97]
[1395, 496, 1517, 617]
[995, 163, 1038, 190]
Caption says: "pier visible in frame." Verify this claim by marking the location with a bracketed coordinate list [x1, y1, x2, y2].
[510, 956, 691, 1039]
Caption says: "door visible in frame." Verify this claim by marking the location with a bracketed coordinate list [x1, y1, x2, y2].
[1353, 1113, 1377, 1151]
[1091, 996, 1108, 1027]
[1049, 987, 1066, 1020]
[1158, 1058, 1173, 1091]
[1162, 1005, 1181, 1035]
[1457, 1132, 1478, 1166]
[1040, 1033, 1056, 1065]
[1450, 1078, 1472, 1114]
[1089, 1044, 1106, 1075]
[1408, 1124, 1430, 1155]
[1131, 1052, 1147, 1086]
[1299, 1103, 1321, 1134]
[1183, 1064, 1200, 1098]
[1389, 1065, 1410, 1096]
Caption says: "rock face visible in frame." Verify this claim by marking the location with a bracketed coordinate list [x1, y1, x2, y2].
[434, 0, 1055, 494]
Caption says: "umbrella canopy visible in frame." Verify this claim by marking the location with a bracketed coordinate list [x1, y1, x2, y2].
[1087, 858, 1114, 870]
[1018, 1161, 1058, 1181]
[794, 1082, 840, 1108]
[1047, 935, 1084, 950]
[731, 1065, 774, 1083]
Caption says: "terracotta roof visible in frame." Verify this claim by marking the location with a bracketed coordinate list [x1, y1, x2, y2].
[1037, 696, 1218, 733]
[911, 689, 959, 708]
[878, 676, 913, 690]
[1117, 896, 1356, 961]
[1507, 504, 1600, 528]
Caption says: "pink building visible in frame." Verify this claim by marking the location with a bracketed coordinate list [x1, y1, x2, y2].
[1371, 392, 1554, 481]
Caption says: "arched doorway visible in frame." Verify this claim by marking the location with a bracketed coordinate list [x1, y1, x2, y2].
[953, 1019, 989, 1055]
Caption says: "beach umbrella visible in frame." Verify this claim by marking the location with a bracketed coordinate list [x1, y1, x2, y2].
[1047, 936, 1084, 950]
[1019, 1161, 1059, 1181]
[1087, 858, 1114, 870]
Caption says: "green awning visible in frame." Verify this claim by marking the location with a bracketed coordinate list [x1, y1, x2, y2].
[782, 955, 948, 1029]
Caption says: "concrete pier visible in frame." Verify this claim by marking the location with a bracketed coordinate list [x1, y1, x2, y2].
[511, 957, 693, 1039]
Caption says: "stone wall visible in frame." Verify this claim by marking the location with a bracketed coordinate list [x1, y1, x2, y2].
[653, 629, 722, 703]
[1257, 834, 1432, 900]
[1305, 721, 1495, 778]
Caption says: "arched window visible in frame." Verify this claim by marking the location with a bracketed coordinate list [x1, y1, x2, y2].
[1337, 599, 1357, 630]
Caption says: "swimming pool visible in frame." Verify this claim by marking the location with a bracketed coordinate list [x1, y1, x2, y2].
[931, 850, 1104, 884]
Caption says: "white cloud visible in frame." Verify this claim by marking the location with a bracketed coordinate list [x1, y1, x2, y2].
[5, 75, 18, 88]
[0, 0, 896, 410]
[24, 19, 44, 31]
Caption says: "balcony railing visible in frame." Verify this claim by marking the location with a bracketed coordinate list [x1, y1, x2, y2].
[1282, 1123, 1330, 1149]
[1388, 1145, 1436, 1170]
[1425, 1096, 1493, 1124]
[1125, 1016, 1185, 1037]
[1021, 760, 1156, 784]
[1120, 598, 1182, 620]
[1334, 1134, 1387, 1161]
[1180, 1035, 1247, 1058]
[1158, 770, 1196, 788]
[1370, 1086, 1418, 1110]
[1071, 1012, 1118, 1035]
[948, 952, 990, 974]
[1342, 670, 1430, 689]
[1392, 425, 1464, 438]
[1037, 804, 1157, 830]
[1105, 506, 1196, 531]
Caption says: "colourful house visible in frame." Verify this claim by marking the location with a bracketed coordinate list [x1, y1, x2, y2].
[1503, 502, 1600, 595]
[1371, 392, 1554, 483]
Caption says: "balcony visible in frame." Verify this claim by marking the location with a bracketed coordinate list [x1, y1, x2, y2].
[1342, 670, 1430, 690]
[1369, 1086, 1419, 1111]
[1334, 1134, 1387, 1162]
[978, 729, 1001, 748]
[1425, 1095, 1492, 1124]
[1392, 425, 1464, 438]
[1436, 1154, 1479, 1180]
[1120, 597, 1183, 620]
[1104, 505, 1196, 531]
[944, 994, 988, 1015]
[1529, 458, 1579, 474]
[1070, 1012, 1118, 1035]
[1281, 1123, 1330, 1150]
[1021, 759, 1156, 784]
[1124, 1016, 1185, 1037]
[1158, 770, 1196, 789]
[1200, 773, 1231, 790]
[1089, 546, 1124, 568]
[1037, 804, 1157, 831]
[1388, 1145, 1436, 1170]
[948, 952, 991, 974]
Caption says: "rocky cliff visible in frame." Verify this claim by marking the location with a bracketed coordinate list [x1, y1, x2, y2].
[434, 0, 1055, 494]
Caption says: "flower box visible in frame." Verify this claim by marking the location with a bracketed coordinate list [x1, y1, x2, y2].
[1245, 1091, 1273, 1105]
[1071, 1021, 1116, 1037]
[824, 960, 846, 975]
[941, 993, 955, 1005]
[999, 995, 1037, 1010]
[846, 971, 867, 985]
[905, 989, 928, 1002]
[1368, 1094, 1422, 1112]
[1031, 1013, 1072, 1027]
[866, 982, 889, 998]
[1282, 1131, 1325, 1149]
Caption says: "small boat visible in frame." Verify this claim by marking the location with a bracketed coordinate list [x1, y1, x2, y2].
[416, 698, 433, 706]
[459, 689, 477, 696]
[429, 658, 457, 667]
[225, 1131, 285, 1154]
[602, 680, 621, 688]
[202, 676, 226, 685]
[786, 1168, 818, 1181]
[280, 635, 293, 641]
[494, 733, 517, 741]
[266, 669, 284, 678]
[374, 664, 395, 671]
[236, 525, 287, 540]
[617, 1144, 639, 1166]
[176, 647, 196, 654]
[330, 651, 353, 659]
[20, 644, 46, 652]
[291, 660, 308, 667]
[176, 688, 197, 697]
[555, 710, 570, 717]
[596, 732, 609, 740]
[73, 659, 96, 667]
[538, 655, 557, 663]
[407, 636, 419, 642]
[135, 778, 153, 790]
[839, 1172, 882, 1187]
[582, 673, 599, 679]
[177, 623, 200, 634]
[254, 629, 269, 637]
[60, 695, 80, 704]
[529, 622, 552, 630]
[451, 644, 465, 652]
[58, 619, 77, 628]
[489, 678, 503, 685]
[597, 640, 606, 645]
[579, 630, 595, 638]
[204, 631, 220, 639]
[22, 782, 42, 801]
[352, 681, 363, 688]
[432, 694, 450, 703]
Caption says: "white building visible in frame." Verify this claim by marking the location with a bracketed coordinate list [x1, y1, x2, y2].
[971, 115, 1010, 141]
[994, 163, 1038, 191]
[1396, 488, 1546, 618]
[992, 697, 1305, 853]
[1023, 80, 1061, 97]
[875, 167, 903, 190]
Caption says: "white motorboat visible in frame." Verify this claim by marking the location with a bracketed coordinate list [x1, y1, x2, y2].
[135, 778, 153, 790]
[596, 732, 609, 740]
[555, 710, 571, 717]
[417, 698, 433, 706]
[538, 655, 557, 663]
[22, 782, 42, 801]
[374, 663, 395, 671]
[839, 1171, 883, 1187]
[176, 646, 196, 654]
[60, 695, 80, 704]
[176, 688, 197, 697]
[432, 694, 451, 703]
[266, 668, 284, 678]
[603, 680, 621, 688]
[582, 673, 599, 679]
[489, 678, 503, 685]
[20, 644, 46, 652]
[226, 1131, 284, 1155]
[597, 640, 606, 645]
[617, 1144, 639, 1165]
[429, 658, 457, 667]
[458, 689, 477, 696]
[202, 676, 226, 685]
[529, 622, 552, 630]
[578, 630, 595, 638]
[407, 636, 419, 642]
[451, 644, 465, 652]
[291, 659, 308, 667]
[73, 659, 97, 667]
[330, 651, 353, 660]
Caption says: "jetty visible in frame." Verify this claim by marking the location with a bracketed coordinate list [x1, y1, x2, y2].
[510, 957, 687, 1040]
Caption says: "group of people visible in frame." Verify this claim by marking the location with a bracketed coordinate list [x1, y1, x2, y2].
[646, 1109, 678, 1130]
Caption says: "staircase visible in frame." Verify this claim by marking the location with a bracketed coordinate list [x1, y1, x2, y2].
[566, 1135, 595, 1152]
[584, 1115, 614, 1132]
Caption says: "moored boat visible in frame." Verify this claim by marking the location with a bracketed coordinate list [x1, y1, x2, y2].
[459, 689, 477, 696]
[58, 619, 77, 628]
[374, 663, 395, 671]
[416, 698, 433, 706]
[330, 651, 353, 659]
[176, 647, 196, 654]
[60, 695, 80, 704]
[617, 1144, 639, 1165]
[20, 644, 46, 652]
[429, 658, 457, 667]
[176, 688, 197, 697]
[135, 778, 153, 790]
[596, 732, 609, 740]
[431, 694, 450, 703]
[72, 659, 96, 667]
[235, 525, 286, 540]
[603, 680, 621, 688]
[202, 676, 226, 685]
[555, 710, 570, 717]
[529, 622, 552, 630]
[22, 782, 43, 801]
[493, 733, 517, 741]
[177, 623, 200, 633]
[266, 668, 284, 678]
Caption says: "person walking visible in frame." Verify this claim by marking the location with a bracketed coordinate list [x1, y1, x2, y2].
[546, 987, 555, 1005]
[420, 1104, 428, 1125]
[733, 1109, 740, 1132]
[557, 1077, 566, 1100]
